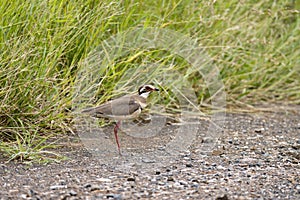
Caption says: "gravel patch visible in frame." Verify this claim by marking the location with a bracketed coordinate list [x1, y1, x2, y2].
[1, 107, 299, 199]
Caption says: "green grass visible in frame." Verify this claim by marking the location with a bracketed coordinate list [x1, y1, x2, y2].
[0, 0, 299, 162]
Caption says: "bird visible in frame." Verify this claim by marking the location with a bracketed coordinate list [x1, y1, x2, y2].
[81, 84, 159, 155]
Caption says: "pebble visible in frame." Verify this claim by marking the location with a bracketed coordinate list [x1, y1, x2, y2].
[83, 183, 92, 188]
[97, 177, 112, 182]
[202, 137, 215, 143]
[167, 177, 175, 182]
[127, 177, 135, 182]
[106, 194, 122, 200]
[90, 185, 101, 191]
[191, 182, 199, 188]
[179, 180, 188, 186]
[216, 194, 229, 200]
[254, 128, 265, 133]
[50, 185, 67, 190]
[158, 181, 166, 186]
[142, 158, 156, 163]
[217, 165, 226, 170]
[173, 182, 184, 189]
[186, 163, 193, 167]
[69, 190, 77, 196]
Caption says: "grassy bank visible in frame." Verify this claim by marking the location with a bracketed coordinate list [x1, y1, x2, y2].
[0, 0, 299, 162]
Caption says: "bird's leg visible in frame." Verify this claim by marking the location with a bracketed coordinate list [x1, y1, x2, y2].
[114, 121, 122, 155]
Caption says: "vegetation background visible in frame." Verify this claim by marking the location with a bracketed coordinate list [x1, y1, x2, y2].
[0, 0, 299, 162]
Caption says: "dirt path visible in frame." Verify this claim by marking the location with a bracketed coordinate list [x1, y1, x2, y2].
[1, 107, 300, 199]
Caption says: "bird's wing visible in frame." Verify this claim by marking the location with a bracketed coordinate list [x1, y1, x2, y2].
[82, 95, 142, 118]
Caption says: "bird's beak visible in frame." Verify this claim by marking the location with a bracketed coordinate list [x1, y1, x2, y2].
[154, 88, 159, 91]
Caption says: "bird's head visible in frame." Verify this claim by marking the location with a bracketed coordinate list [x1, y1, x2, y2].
[138, 84, 159, 98]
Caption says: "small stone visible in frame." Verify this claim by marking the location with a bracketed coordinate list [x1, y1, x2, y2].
[107, 194, 122, 200]
[216, 165, 226, 170]
[29, 189, 38, 196]
[202, 137, 214, 143]
[155, 171, 161, 175]
[254, 128, 265, 133]
[191, 182, 199, 188]
[97, 178, 112, 182]
[179, 180, 188, 186]
[59, 179, 66, 185]
[186, 163, 193, 167]
[150, 178, 157, 183]
[216, 194, 229, 200]
[90, 185, 101, 191]
[211, 150, 223, 156]
[167, 177, 175, 182]
[173, 182, 184, 189]
[157, 146, 166, 151]
[127, 177, 135, 182]
[83, 183, 92, 188]
[69, 190, 77, 196]
[142, 158, 156, 163]
[50, 185, 67, 190]
[158, 181, 165, 186]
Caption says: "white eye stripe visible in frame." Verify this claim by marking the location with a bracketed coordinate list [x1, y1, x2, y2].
[138, 84, 158, 95]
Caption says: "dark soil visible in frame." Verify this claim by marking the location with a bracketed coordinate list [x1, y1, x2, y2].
[1, 106, 300, 199]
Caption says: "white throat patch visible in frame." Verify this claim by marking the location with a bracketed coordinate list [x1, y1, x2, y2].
[140, 91, 151, 99]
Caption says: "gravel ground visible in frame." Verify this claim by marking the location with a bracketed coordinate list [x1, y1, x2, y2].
[1, 106, 300, 199]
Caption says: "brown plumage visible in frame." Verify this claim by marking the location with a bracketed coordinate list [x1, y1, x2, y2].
[82, 95, 146, 120]
[82, 85, 159, 155]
